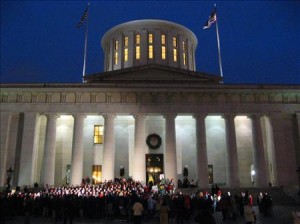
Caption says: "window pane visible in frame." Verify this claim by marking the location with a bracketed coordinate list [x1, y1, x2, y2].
[94, 125, 103, 144]
[136, 34, 140, 44]
[173, 49, 177, 62]
[149, 45, 153, 59]
[124, 36, 128, 47]
[173, 37, 177, 47]
[136, 46, 140, 59]
[124, 48, 128, 62]
[161, 34, 165, 45]
[162, 46, 166, 60]
[149, 34, 153, 44]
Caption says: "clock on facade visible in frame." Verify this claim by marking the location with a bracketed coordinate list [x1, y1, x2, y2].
[146, 133, 162, 149]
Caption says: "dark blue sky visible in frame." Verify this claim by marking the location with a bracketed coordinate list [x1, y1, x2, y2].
[1, 1, 299, 84]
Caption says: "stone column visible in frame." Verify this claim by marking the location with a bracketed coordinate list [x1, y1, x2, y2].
[70, 114, 86, 185]
[133, 114, 146, 182]
[18, 112, 39, 186]
[249, 114, 268, 187]
[42, 114, 59, 186]
[296, 113, 300, 167]
[164, 113, 177, 187]
[0, 112, 12, 186]
[102, 114, 116, 181]
[223, 114, 240, 188]
[194, 114, 209, 189]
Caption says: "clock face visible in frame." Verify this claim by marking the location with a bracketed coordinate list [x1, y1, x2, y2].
[146, 134, 162, 149]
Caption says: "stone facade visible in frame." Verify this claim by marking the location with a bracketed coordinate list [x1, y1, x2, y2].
[0, 19, 299, 189]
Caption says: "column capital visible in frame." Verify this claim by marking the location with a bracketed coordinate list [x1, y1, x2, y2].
[163, 113, 177, 120]
[44, 113, 60, 119]
[193, 113, 207, 120]
[102, 113, 116, 119]
[72, 113, 86, 119]
[132, 113, 146, 119]
[222, 113, 236, 120]
[247, 113, 264, 120]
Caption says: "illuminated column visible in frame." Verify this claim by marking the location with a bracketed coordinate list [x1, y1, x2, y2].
[70, 114, 86, 185]
[250, 114, 268, 187]
[42, 114, 59, 186]
[0, 112, 12, 186]
[164, 113, 177, 186]
[133, 114, 146, 182]
[18, 112, 39, 186]
[102, 114, 116, 181]
[223, 114, 240, 188]
[194, 114, 209, 189]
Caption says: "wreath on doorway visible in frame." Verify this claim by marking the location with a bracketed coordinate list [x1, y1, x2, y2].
[146, 133, 162, 149]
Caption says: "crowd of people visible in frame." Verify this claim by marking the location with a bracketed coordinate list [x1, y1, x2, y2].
[0, 178, 275, 224]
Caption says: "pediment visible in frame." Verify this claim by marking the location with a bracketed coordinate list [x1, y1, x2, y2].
[85, 64, 221, 84]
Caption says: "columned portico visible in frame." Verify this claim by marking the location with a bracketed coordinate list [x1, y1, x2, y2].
[164, 113, 177, 186]
[0, 112, 12, 186]
[42, 114, 59, 186]
[194, 114, 209, 189]
[102, 114, 116, 181]
[133, 114, 146, 182]
[250, 114, 268, 187]
[70, 114, 86, 185]
[18, 112, 39, 186]
[223, 114, 240, 188]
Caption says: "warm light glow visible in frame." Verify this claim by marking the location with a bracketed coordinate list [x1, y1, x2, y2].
[173, 48, 177, 62]
[136, 46, 140, 60]
[149, 45, 153, 59]
[124, 36, 128, 62]
[162, 46, 166, 60]
[94, 125, 104, 144]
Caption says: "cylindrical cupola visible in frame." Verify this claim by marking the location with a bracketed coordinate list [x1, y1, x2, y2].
[101, 19, 198, 72]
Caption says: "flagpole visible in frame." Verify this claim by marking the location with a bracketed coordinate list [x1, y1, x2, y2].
[82, 3, 90, 83]
[214, 5, 223, 79]
[82, 18, 88, 83]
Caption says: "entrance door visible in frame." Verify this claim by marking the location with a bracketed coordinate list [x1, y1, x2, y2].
[146, 154, 164, 185]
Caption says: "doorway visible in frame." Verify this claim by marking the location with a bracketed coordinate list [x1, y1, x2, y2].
[146, 154, 164, 185]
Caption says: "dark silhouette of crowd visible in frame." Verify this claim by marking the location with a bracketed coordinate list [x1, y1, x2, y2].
[0, 179, 274, 224]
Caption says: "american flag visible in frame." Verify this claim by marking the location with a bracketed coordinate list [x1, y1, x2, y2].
[203, 7, 217, 29]
[77, 4, 90, 28]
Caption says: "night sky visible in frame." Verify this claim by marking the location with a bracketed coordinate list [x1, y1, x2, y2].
[1, 1, 299, 84]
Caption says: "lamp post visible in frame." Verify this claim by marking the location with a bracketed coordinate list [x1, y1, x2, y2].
[251, 169, 255, 188]
[297, 167, 300, 204]
[6, 167, 14, 188]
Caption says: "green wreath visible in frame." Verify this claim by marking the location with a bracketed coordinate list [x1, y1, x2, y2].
[146, 133, 162, 149]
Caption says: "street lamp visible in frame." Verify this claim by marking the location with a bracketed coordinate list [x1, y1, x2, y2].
[251, 169, 256, 187]
[6, 167, 14, 188]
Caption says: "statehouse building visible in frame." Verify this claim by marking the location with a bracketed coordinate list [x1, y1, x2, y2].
[1, 20, 300, 190]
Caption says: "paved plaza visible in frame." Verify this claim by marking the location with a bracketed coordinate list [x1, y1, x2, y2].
[4, 205, 300, 224]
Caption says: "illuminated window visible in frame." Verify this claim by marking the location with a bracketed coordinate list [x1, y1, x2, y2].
[114, 40, 118, 65]
[136, 46, 140, 60]
[173, 48, 177, 62]
[149, 33, 153, 44]
[94, 125, 104, 144]
[162, 46, 166, 60]
[136, 34, 140, 44]
[92, 165, 102, 184]
[161, 34, 166, 60]
[148, 33, 154, 59]
[173, 37, 177, 62]
[124, 36, 128, 62]
[173, 37, 177, 47]
[149, 45, 153, 59]
[136, 34, 140, 60]
[161, 34, 166, 45]
[182, 41, 187, 65]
